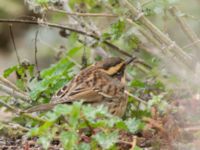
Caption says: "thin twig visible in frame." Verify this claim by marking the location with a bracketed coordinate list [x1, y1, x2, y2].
[9, 25, 20, 64]
[125, 18, 182, 70]
[117, 140, 133, 145]
[122, 0, 193, 69]
[125, 90, 147, 105]
[39, 39, 82, 68]
[34, 30, 40, 74]
[169, 6, 200, 51]
[0, 122, 29, 132]
[0, 98, 45, 123]
[130, 136, 137, 150]
[143, 117, 167, 135]
[49, 8, 117, 17]
[0, 76, 26, 95]
[183, 40, 200, 49]
[81, 36, 88, 68]
[22, 113, 46, 123]
[0, 98, 20, 114]
[141, 0, 153, 6]
[0, 83, 30, 102]
[182, 125, 200, 132]
[0, 19, 132, 57]
[0, 18, 152, 71]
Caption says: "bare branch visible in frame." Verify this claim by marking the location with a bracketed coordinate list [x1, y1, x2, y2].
[122, 0, 194, 70]
[0, 99, 45, 123]
[0, 98, 20, 114]
[34, 30, 40, 74]
[0, 83, 30, 102]
[0, 18, 151, 71]
[169, 6, 200, 51]
[0, 76, 26, 95]
[9, 25, 21, 64]
[49, 8, 117, 17]
[0, 18, 132, 57]
[125, 90, 147, 105]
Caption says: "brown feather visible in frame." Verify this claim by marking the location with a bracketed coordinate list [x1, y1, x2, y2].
[26, 57, 130, 117]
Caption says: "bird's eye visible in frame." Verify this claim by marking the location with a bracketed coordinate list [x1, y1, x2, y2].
[116, 72, 121, 75]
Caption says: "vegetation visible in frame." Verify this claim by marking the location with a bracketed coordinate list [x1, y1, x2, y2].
[0, 0, 200, 149]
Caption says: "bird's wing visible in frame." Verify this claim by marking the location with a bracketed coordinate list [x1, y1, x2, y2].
[25, 70, 125, 113]
[52, 70, 124, 104]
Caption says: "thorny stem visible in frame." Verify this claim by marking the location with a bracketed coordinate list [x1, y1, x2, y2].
[169, 6, 200, 53]
[122, 0, 194, 70]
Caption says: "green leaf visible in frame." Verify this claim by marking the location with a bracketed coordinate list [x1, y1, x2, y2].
[78, 143, 91, 150]
[16, 66, 26, 77]
[38, 136, 51, 150]
[115, 120, 128, 130]
[82, 104, 97, 120]
[111, 19, 125, 40]
[93, 131, 118, 149]
[44, 111, 59, 121]
[67, 46, 82, 57]
[125, 118, 144, 134]
[3, 65, 17, 78]
[28, 65, 35, 77]
[60, 131, 78, 150]
[16, 79, 26, 91]
[36, 0, 49, 4]
[134, 146, 143, 150]
[130, 80, 145, 88]
[53, 104, 71, 116]
[68, 102, 82, 128]
[147, 95, 168, 112]
[67, 33, 80, 50]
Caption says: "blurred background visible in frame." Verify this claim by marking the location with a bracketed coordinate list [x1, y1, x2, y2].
[1, 0, 200, 149]
[1, 0, 200, 75]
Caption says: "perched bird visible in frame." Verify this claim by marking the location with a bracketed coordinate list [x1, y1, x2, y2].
[26, 57, 135, 117]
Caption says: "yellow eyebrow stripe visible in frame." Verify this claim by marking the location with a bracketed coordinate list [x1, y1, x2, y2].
[101, 62, 124, 75]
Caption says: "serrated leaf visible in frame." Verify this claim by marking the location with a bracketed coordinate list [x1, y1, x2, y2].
[125, 118, 144, 133]
[68, 102, 82, 128]
[60, 131, 78, 150]
[115, 120, 128, 130]
[45, 111, 59, 121]
[53, 104, 71, 116]
[93, 131, 118, 149]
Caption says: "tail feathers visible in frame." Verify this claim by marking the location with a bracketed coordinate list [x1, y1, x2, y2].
[25, 103, 56, 113]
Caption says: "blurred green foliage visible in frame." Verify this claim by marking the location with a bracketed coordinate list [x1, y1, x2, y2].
[0, 0, 179, 149]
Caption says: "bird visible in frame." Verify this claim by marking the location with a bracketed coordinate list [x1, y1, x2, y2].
[26, 57, 135, 117]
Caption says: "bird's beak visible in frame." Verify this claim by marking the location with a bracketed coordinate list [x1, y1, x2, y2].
[125, 57, 136, 65]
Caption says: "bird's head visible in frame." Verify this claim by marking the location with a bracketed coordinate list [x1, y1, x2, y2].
[95, 57, 135, 82]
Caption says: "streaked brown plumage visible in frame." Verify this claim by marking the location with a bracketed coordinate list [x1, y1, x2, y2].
[26, 57, 135, 117]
